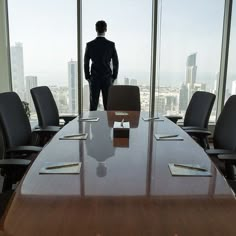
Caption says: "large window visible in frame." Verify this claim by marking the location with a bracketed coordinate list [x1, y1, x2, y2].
[7, 0, 233, 120]
[225, 1, 236, 102]
[155, 0, 225, 122]
[82, 0, 152, 111]
[8, 0, 77, 121]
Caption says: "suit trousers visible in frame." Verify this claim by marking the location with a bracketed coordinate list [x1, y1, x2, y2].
[89, 77, 113, 111]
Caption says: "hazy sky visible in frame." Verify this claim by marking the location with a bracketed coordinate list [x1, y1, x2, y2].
[8, 0, 234, 89]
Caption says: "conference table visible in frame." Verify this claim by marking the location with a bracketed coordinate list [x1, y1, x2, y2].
[1, 111, 236, 236]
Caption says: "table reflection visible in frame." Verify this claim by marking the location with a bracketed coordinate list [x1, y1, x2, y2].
[85, 114, 115, 178]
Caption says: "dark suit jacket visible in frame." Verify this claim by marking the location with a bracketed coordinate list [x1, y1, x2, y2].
[84, 37, 119, 82]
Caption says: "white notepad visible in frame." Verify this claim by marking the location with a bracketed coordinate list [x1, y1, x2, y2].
[114, 121, 130, 129]
[39, 162, 81, 174]
[168, 163, 212, 176]
[59, 133, 88, 140]
[155, 134, 183, 141]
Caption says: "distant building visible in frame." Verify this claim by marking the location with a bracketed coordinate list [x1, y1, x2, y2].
[179, 83, 188, 112]
[193, 83, 206, 92]
[25, 76, 37, 111]
[68, 60, 78, 113]
[10, 42, 25, 100]
[185, 53, 198, 103]
[83, 84, 89, 111]
[130, 79, 138, 86]
[165, 95, 177, 113]
[212, 72, 219, 94]
[124, 77, 129, 85]
[155, 95, 165, 114]
[185, 53, 197, 86]
[231, 80, 236, 95]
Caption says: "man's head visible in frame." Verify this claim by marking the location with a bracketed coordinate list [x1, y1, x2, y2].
[96, 20, 107, 35]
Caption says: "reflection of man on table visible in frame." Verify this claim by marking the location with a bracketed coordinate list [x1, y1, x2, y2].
[85, 116, 115, 177]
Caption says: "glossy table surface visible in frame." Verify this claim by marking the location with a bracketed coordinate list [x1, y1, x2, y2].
[1, 111, 236, 236]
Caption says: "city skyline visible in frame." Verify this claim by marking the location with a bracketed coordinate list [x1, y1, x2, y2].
[9, 41, 226, 120]
[7, 0, 235, 89]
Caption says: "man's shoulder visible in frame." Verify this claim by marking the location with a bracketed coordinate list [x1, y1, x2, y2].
[104, 38, 115, 44]
[87, 38, 115, 46]
[87, 39, 97, 46]
[103, 39, 116, 47]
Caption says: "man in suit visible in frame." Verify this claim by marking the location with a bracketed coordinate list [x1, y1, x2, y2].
[84, 20, 119, 111]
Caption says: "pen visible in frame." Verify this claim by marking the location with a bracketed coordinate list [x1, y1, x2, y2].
[145, 117, 159, 121]
[121, 119, 124, 127]
[80, 117, 98, 121]
[174, 163, 207, 171]
[63, 134, 86, 138]
[46, 163, 79, 170]
[159, 134, 178, 139]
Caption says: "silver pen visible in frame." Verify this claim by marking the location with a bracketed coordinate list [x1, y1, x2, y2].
[63, 134, 86, 138]
[174, 163, 207, 171]
[80, 117, 97, 121]
[145, 117, 159, 121]
[46, 163, 79, 170]
[159, 134, 178, 139]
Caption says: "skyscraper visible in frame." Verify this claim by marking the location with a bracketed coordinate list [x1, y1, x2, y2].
[124, 77, 129, 85]
[10, 42, 25, 100]
[179, 83, 188, 112]
[185, 53, 197, 87]
[68, 60, 78, 113]
[231, 80, 236, 95]
[130, 79, 138, 86]
[83, 84, 89, 111]
[25, 75, 37, 111]
[185, 53, 197, 104]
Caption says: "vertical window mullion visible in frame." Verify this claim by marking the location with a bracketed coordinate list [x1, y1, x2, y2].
[150, 0, 159, 116]
[77, 0, 83, 115]
[217, 0, 233, 118]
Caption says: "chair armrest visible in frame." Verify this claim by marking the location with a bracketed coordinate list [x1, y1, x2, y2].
[33, 126, 60, 133]
[218, 154, 236, 161]
[182, 126, 208, 131]
[7, 146, 42, 154]
[185, 129, 211, 137]
[59, 115, 77, 124]
[165, 115, 182, 124]
[0, 159, 31, 169]
[206, 149, 234, 156]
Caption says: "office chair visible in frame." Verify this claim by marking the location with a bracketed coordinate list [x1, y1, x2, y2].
[107, 85, 141, 111]
[30, 86, 76, 128]
[0, 133, 29, 216]
[167, 91, 215, 148]
[188, 95, 236, 180]
[0, 92, 57, 190]
[0, 190, 13, 218]
[0, 121, 31, 192]
[167, 91, 215, 128]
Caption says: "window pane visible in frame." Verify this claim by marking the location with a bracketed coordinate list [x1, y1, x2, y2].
[155, 0, 224, 122]
[225, 2, 236, 102]
[8, 0, 77, 122]
[82, 0, 152, 111]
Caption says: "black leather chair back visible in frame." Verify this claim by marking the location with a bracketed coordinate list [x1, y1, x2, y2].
[31, 86, 59, 127]
[184, 91, 215, 128]
[107, 85, 141, 111]
[0, 92, 31, 148]
[0, 124, 6, 160]
[214, 95, 236, 150]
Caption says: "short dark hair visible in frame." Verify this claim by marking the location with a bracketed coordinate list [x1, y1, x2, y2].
[96, 20, 107, 34]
